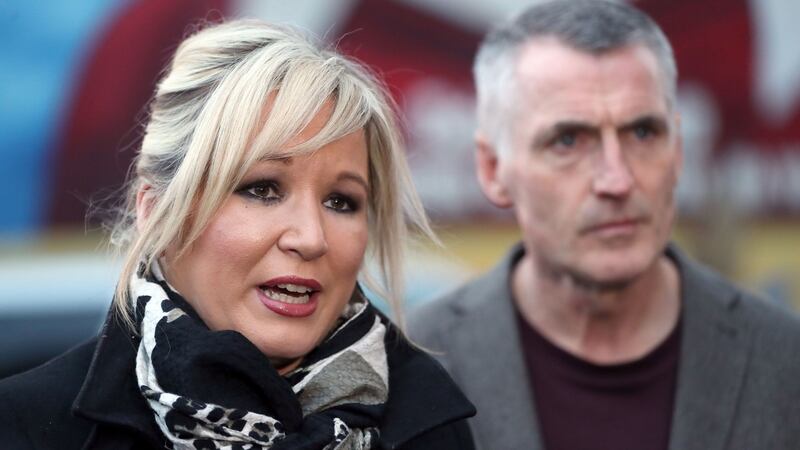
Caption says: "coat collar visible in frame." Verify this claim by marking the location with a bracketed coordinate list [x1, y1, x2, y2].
[378, 325, 477, 449]
[71, 313, 165, 448]
[444, 243, 545, 450]
[71, 308, 475, 450]
[666, 244, 751, 450]
[447, 242, 753, 450]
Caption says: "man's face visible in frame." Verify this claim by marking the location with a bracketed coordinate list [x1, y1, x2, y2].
[482, 38, 682, 287]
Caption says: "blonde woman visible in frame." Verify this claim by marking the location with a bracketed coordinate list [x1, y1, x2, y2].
[0, 20, 475, 449]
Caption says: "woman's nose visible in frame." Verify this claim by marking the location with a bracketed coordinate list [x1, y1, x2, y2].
[276, 197, 329, 261]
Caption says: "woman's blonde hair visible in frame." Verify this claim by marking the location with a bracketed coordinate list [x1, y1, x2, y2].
[109, 19, 434, 331]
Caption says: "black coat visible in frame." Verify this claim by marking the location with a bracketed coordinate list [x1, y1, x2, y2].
[0, 312, 476, 450]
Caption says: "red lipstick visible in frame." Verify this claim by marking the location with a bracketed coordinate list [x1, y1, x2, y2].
[257, 276, 321, 318]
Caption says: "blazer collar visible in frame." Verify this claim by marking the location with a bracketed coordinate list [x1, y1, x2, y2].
[450, 242, 753, 450]
[71, 313, 164, 448]
[446, 243, 545, 450]
[666, 244, 751, 450]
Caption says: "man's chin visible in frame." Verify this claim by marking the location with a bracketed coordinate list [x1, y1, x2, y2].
[568, 252, 655, 291]
[567, 269, 638, 292]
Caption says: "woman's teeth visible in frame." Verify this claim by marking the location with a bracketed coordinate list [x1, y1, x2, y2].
[277, 283, 313, 294]
[261, 286, 311, 304]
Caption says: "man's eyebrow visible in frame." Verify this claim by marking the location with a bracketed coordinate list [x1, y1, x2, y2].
[532, 120, 598, 147]
[619, 114, 669, 132]
[337, 171, 369, 192]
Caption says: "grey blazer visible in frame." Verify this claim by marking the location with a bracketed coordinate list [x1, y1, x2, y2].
[409, 244, 800, 450]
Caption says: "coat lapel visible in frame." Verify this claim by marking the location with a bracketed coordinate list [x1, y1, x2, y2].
[668, 246, 752, 450]
[377, 316, 476, 449]
[440, 244, 751, 450]
[72, 313, 165, 449]
[447, 246, 544, 450]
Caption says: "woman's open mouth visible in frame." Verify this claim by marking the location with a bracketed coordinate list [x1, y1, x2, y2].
[257, 276, 321, 317]
[260, 284, 314, 304]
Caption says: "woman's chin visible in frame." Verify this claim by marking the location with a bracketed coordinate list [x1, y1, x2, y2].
[270, 355, 304, 375]
[253, 338, 315, 370]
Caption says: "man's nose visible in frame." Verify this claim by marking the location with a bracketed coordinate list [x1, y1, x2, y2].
[276, 196, 329, 261]
[592, 134, 634, 198]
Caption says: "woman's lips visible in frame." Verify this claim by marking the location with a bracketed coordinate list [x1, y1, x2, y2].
[257, 288, 319, 317]
[257, 276, 321, 317]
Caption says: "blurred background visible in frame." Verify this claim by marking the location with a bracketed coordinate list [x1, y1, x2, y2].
[1, 0, 798, 378]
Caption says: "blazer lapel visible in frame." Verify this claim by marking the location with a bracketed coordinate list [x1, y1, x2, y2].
[447, 246, 544, 450]
[668, 246, 752, 450]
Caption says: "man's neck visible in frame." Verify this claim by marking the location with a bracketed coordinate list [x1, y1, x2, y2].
[512, 252, 681, 365]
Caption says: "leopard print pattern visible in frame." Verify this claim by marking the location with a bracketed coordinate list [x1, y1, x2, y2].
[130, 262, 385, 450]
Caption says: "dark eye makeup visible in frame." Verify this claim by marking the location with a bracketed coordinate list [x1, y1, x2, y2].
[236, 179, 361, 213]
[323, 194, 360, 213]
[238, 180, 282, 203]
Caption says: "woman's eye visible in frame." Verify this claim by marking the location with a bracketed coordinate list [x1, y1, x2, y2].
[241, 181, 281, 202]
[323, 195, 357, 213]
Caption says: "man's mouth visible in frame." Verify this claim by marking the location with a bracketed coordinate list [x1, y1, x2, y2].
[582, 217, 644, 236]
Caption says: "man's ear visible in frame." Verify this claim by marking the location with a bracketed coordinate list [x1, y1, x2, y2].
[135, 184, 156, 232]
[673, 113, 684, 181]
[475, 132, 513, 208]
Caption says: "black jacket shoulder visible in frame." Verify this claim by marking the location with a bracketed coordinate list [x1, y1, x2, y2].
[0, 338, 98, 449]
[0, 317, 475, 450]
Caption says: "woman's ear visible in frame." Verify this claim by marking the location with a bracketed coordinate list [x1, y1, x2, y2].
[135, 184, 155, 232]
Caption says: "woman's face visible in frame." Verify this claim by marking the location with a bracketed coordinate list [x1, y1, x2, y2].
[163, 120, 369, 369]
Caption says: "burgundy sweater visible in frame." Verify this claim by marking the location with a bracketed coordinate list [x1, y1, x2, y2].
[516, 312, 681, 450]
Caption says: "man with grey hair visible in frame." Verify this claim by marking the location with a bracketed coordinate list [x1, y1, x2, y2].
[410, 1, 800, 449]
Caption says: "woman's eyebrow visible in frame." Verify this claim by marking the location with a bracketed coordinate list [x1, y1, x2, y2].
[337, 171, 369, 192]
[258, 156, 293, 165]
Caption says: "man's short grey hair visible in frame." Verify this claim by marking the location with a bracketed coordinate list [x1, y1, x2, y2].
[474, 0, 678, 150]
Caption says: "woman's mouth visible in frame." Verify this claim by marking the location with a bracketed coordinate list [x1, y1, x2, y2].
[260, 284, 314, 304]
[257, 277, 321, 317]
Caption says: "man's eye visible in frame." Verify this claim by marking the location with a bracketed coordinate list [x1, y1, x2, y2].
[323, 195, 357, 213]
[556, 132, 577, 147]
[633, 124, 654, 140]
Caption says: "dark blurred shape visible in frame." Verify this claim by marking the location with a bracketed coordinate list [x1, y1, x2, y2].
[0, 310, 105, 379]
[640, 0, 753, 151]
[337, 0, 479, 111]
[47, 0, 230, 226]
[642, 0, 800, 154]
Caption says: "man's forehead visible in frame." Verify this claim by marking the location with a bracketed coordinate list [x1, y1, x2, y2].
[511, 39, 670, 119]
[519, 93, 670, 123]
[516, 38, 661, 86]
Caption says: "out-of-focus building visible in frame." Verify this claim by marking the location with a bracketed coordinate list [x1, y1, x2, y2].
[1, 0, 799, 376]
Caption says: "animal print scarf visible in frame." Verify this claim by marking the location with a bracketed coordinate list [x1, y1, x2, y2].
[130, 262, 388, 449]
